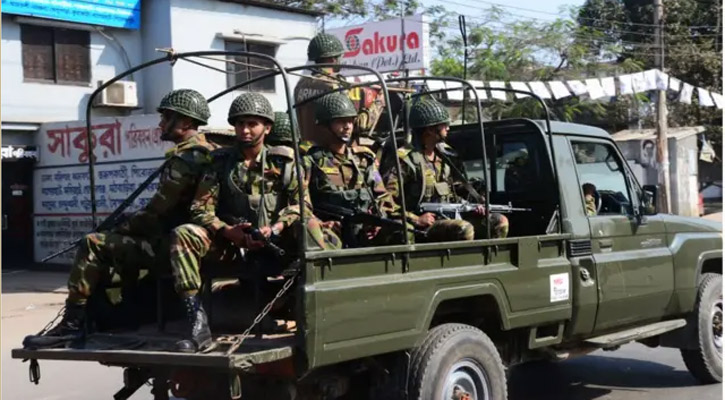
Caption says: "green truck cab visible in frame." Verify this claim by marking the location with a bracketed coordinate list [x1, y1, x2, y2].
[297, 118, 722, 399]
[14, 117, 721, 400]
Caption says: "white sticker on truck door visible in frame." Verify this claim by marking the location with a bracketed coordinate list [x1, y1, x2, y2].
[550, 273, 569, 302]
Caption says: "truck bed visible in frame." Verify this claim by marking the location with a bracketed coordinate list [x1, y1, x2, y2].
[12, 321, 296, 372]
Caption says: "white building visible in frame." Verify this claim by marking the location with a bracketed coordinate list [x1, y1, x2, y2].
[1, 0, 320, 265]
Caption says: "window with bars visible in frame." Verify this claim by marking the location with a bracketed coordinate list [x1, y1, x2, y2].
[225, 41, 277, 93]
[21, 24, 90, 84]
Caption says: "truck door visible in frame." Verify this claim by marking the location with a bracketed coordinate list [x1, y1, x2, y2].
[569, 139, 673, 332]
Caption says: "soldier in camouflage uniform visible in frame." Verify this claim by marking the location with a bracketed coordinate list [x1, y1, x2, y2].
[25, 89, 223, 348]
[305, 92, 409, 247]
[384, 98, 509, 241]
[294, 33, 384, 147]
[169, 93, 341, 351]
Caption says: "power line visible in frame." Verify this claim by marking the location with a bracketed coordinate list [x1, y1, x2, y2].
[439, 0, 722, 29]
[428, 15, 722, 48]
[428, 0, 722, 35]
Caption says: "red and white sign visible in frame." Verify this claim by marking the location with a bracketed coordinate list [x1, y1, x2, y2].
[33, 114, 174, 264]
[328, 15, 430, 76]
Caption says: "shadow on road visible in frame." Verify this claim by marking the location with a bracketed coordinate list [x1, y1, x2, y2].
[1, 270, 68, 294]
[509, 354, 700, 400]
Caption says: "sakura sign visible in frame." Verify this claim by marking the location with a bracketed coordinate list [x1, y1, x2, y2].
[327, 15, 430, 76]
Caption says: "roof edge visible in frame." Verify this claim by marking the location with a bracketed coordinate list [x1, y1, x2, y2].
[218, 0, 324, 17]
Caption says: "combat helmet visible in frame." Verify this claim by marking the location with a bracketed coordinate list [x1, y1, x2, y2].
[268, 112, 293, 145]
[157, 89, 210, 125]
[409, 98, 451, 130]
[228, 93, 275, 125]
[314, 92, 358, 125]
[307, 32, 344, 62]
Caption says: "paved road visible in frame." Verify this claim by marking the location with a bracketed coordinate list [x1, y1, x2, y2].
[2, 270, 721, 400]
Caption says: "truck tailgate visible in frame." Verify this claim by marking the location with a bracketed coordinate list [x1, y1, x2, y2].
[12, 333, 295, 372]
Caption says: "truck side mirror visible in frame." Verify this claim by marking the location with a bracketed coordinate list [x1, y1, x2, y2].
[642, 185, 658, 215]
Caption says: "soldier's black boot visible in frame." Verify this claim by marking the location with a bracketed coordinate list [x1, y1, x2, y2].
[23, 303, 86, 349]
[176, 294, 214, 353]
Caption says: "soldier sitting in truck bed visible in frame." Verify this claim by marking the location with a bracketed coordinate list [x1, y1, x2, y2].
[169, 92, 340, 352]
[305, 92, 412, 248]
[384, 97, 509, 241]
[24, 89, 226, 348]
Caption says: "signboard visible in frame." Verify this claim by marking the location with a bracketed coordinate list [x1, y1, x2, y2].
[2, 0, 141, 30]
[2, 145, 38, 161]
[327, 15, 430, 76]
[34, 114, 173, 264]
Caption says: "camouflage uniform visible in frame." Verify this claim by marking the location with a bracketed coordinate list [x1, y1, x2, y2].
[584, 195, 597, 216]
[385, 98, 509, 241]
[305, 93, 409, 247]
[294, 33, 384, 145]
[67, 90, 221, 305]
[170, 94, 340, 295]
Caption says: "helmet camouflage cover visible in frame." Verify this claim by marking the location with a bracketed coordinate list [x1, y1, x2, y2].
[268, 111, 293, 144]
[314, 92, 358, 125]
[307, 32, 344, 61]
[409, 97, 451, 130]
[227, 92, 275, 125]
[157, 89, 210, 125]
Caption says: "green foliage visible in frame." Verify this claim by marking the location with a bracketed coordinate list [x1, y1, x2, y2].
[578, 0, 722, 155]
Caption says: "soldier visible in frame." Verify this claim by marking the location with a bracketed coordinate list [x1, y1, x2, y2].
[582, 183, 598, 216]
[169, 93, 340, 352]
[266, 111, 313, 155]
[25, 89, 223, 347]
[305, 92, 408, 247]
[294, 33, 383, 147]
[384, 97, 509, 241]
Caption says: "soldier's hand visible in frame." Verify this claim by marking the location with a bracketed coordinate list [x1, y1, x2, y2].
[473, 205, 486, 216]
[322, 220, 341, 235]
[416, 213, 436, 228]
[222, 224, 249, 247]
[365, 225, 381, 240]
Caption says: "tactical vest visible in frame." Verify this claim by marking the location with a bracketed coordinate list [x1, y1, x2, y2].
[308, 146, 376, 213]
[216, 146, 294, 227]
[398, 147, 455, 212]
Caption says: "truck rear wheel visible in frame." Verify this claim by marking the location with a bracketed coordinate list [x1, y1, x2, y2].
[681, 273, 722, 384]
[408, 323, 506, 400]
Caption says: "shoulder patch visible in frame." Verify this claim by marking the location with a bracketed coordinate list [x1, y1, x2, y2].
[351, 145, 375, 156]
[267, 145, 295, 160]
[175, 146, 211, 167]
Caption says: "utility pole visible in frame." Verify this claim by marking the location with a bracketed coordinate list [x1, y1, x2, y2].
[654, 0, 671, 213]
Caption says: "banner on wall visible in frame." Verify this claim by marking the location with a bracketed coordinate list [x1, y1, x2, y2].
[327, 15, 430, 76]
[34, 115, 173, 264]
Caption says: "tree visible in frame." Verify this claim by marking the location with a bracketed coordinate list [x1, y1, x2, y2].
[429, 7, 614, 124]
[577, 0, 722, 155]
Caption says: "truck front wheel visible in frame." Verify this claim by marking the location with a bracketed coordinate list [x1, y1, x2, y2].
[681, 273, 722, 384]
[408, 323, 506, 400]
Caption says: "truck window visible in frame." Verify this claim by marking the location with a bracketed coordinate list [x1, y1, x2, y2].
[461, 141, 532, 193]
[571, 141, 633, 216]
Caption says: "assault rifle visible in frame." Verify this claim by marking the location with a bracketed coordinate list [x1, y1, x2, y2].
[420, 202, 532, 220]
[314, 203, 426, 238]
[220, 215, 286, 257]
[41, 160, 171, 263]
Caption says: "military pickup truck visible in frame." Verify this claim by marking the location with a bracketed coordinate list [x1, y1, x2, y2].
[14, 115, 722, 400]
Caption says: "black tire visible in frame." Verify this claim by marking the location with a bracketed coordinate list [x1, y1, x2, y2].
[681, 273, 722, 384]
[408, 323, 506, 400]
